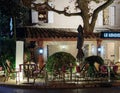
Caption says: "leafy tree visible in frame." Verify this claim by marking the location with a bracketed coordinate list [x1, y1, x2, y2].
[0, 12, 10, 38]
[0, 0, 29, 69]
[0, 0, 30, 39]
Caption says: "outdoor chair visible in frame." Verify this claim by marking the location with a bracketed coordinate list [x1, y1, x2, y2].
[53, 65, 68, 81]
[33, 64, 45, 83]
[75, 66, 82, 81]
[75, 65, 90, 83]
[0, 66, 6, 82]
[99, 65, 108, 77]
[52, 69, 62, 80]
[113, 65, 118, 73]
[19, 63, 38, 83]
[61, 65, 68, 81]
[4, 60, 20, 83]
[110, 65, 118, 77]
[115, 62, 120, 74]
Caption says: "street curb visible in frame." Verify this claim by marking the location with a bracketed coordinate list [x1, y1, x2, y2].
[0, 82, 118, 89]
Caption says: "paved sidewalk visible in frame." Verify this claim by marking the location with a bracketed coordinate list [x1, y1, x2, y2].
[1, 78, 120, 89]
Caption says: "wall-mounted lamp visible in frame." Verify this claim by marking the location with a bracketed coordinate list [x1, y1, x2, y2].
[97, 47, 101, 52]
[39, 48, 43, 54]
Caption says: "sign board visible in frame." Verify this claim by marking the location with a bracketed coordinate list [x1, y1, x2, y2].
[101, 32, 120, 38]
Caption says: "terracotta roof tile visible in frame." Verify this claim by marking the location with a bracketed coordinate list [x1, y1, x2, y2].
[16, 27, 99, 39]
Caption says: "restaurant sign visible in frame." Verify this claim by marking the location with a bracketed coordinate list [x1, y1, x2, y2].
[101, 32, 120, 38]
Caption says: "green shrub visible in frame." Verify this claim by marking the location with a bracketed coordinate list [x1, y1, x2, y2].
[84, 55, 104, 77]
[46, 52, 76, 73]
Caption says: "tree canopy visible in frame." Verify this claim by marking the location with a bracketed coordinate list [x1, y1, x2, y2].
[0, 0, 26, 17]
[22, 0, 115, 34]
[0, 0, 30, 39]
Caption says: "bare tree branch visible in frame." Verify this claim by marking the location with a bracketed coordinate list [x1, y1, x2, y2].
[91, 0, 114, 26]
[32, 1, 82, 16]
[22, 0, 114, 33]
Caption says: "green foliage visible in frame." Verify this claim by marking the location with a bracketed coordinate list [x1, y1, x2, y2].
[24, 47, 31, 62]
[0, 0, 27, 17]
[46, 52, 76, 73]
[84, 55, 104, 77]
[84, 55, 104, 66]
[0, 39, 16, 69]
[0, 0, 30, 38]
[0, 12, 10, 39]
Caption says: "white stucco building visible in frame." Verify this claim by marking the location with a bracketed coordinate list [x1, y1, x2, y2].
[24, 0, 120, 64]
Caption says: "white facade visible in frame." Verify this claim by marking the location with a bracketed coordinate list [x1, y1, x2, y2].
[31, 0, 120, 62]
[107, 1, 120, 27]
[32, 0, 120, 28]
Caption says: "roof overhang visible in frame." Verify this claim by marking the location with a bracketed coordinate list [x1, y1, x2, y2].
[16, 27, 99, 41]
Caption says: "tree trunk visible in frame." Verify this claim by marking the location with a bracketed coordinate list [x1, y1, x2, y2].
[82, 14, 93, 34]
[82, 11, 97, 35]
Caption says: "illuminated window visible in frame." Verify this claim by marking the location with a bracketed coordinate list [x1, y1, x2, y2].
[38, 11, 48, 23]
